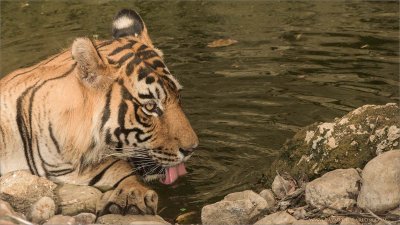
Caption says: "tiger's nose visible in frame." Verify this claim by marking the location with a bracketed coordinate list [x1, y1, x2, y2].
[179, 148, 193, 157]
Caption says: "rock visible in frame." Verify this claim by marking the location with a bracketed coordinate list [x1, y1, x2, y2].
[357, 150, 400, 213]
[259, 189, 276, 209]
[0, 170, 57, 215]
[44, 215, 76, 225]
[293, 219, 328, 225]
[175, 211, 196, 224]
[305, 168, 361, 214]
[267, 103, 400, 180]
[201, 190, 268, 225]
[55, 183, 102, 215]
[288, 207, 307, 220]
[96, 214, 170, 224]
[0, 199, 28, 225]
[207, 39, 238, 48]
[73, 213, 97, 224]
[29, 196, 56, 224]
[254, 211, 297, 225]
[272, 175, 296, 199]
[340, 217, 361, 225]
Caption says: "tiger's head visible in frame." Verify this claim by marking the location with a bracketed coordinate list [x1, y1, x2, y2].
[71, 9, 198, 184]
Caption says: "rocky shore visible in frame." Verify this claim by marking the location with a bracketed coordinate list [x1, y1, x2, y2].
[201, 103, 400, 225]
[0, 103, 399, 225]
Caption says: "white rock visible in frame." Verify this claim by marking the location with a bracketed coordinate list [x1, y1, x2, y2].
[73, 213, 97, 224]
[259, 189, 276, 209]
[0, 170, 57, 215]
[357, 150, 400, 213]
[305, 168, 361, 214]
[340, 217, 361, 225]
[29, 196, 56, 224]
[96, 214, 170, 224]
[201, 190, 268, 225]
[55, 183, 102, 215]
[44, 215, 76, 225]
[254, 211, 297, 225]
[293, 219, 328, 225]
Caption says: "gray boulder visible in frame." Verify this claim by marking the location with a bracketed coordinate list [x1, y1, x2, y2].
[55, 183, 102, 215]
[0, 170, 57, 215]
[201, 190, 268, 225]
[305, 168, 361, 214]
[96, 214, 170, 224]
[357, 150, 400, 213]
[254, 211, 297, 225]
[268, 103, 400, 179]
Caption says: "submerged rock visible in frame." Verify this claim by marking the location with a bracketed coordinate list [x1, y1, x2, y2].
[305, 168, 361, 214]
[96, 214, 170, 224]
[201, 190, 268, 225]
[357, 150, 400, 213]
[269, 103, 399, 180]
[254, 211, 297, 225]
[55, 183, 102, 215]
[0, 170, 57, 216]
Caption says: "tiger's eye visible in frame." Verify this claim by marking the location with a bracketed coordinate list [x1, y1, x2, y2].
[144, 102, 156, 111]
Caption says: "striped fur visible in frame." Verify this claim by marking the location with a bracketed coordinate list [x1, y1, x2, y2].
[0, 9, 198, 215]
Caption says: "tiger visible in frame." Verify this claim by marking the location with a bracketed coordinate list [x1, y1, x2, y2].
[0, 9, 198, 216]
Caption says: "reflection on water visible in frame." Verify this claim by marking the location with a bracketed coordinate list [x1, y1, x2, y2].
[1, 1, 399, 222]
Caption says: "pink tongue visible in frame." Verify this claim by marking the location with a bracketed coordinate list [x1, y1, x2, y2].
[160, 163, 187, 185]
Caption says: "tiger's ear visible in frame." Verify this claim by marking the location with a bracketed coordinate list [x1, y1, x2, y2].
[112, 9, 153, 47]
[72, 38, 111, 89]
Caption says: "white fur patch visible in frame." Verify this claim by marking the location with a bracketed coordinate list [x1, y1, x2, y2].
[113, 16, 134, 30]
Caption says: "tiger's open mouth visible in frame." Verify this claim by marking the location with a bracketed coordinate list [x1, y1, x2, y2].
[128, 155, 187, 185]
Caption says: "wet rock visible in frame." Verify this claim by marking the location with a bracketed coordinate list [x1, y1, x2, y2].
[96, 214, 170, 224]
[254, 211, 297, 225]
[44, 215, 76, 225]
[293, 219, 328, 225]
[268, 103, 400, 179]
[201, 190, 268, 225]
[55, 183, 102, 215]
[0, 170, 57, 215]
[357, 150, 400, 213]
[340, 217, 361, 225]
[29, 196, 56, 224]
[259, 189, 276, 209]
[305, 168, 361, 214]
[73, 213, 97, 224]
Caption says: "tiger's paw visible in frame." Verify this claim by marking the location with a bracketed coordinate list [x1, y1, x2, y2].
[96, 177, 158, 216]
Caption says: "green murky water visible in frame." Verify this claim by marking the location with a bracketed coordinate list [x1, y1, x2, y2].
[1, 1, 399, 223]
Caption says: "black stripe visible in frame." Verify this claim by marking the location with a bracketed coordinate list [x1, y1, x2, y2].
[48, 168, 75, 176]
[117, 52, 135, 65]
[125, 57, 141, 76]
[138, 67, 151, 81]
[136, 50, 158, 60]
[113, 171, 136, 188]
[36, 137, 49, 177]
[108, 40, 136, 56]
[137, 44, 147, 52]
[100, 89, 112, 131]
[48, 123, 60, 154]
[16, 82, 39, 174]
[96, 40, 115, 49]
[88, 160, 119, 186]
[138, 92, 155, 99]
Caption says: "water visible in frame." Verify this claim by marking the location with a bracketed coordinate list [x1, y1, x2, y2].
[1, 1, 399, 222]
